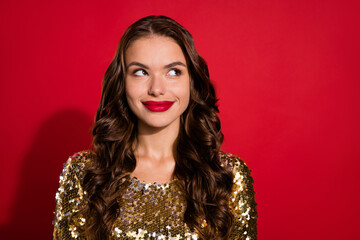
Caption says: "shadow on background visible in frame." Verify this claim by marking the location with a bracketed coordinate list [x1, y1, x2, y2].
[0, 109, 93, 239]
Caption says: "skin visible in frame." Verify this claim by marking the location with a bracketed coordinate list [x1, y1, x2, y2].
[125, 35, 190, 183]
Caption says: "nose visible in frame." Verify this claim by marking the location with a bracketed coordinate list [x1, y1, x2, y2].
[148, 74, 165, 96]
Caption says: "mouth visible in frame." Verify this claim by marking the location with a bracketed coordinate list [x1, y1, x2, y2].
[142, 101, 175, 112]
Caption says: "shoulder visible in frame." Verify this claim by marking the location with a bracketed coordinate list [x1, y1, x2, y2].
[60, 150, 92, 181]
[55, 151, 92, 206]
[219, 151, 253, 179]
[219, 151, 256, 200]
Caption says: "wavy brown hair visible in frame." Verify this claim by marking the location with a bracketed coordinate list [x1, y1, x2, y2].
[79, 15, 234, 239]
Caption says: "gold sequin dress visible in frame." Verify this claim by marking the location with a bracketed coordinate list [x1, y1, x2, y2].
[53, 151, 257, 239]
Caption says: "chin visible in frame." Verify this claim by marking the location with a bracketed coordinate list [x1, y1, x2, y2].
[139, 117, 180, 130]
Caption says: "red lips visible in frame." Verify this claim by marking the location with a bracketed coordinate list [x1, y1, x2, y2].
[142, 101, 174, 112]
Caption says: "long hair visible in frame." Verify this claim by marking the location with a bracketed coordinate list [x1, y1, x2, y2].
[80, 15, 234, 239]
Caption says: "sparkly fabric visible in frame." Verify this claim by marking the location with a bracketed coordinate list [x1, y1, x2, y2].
[53, 151, 257, 239]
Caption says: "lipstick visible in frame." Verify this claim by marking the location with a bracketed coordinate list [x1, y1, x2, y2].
[142, 101, 174, 112]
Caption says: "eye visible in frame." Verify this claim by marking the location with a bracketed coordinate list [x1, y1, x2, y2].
[167, 69, 182, 76]
[133, 69, 147, 76]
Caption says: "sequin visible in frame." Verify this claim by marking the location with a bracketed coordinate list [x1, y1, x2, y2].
[53, 151, 257, 239]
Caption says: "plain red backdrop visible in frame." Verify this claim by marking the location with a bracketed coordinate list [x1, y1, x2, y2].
[1, 0, 359, 239]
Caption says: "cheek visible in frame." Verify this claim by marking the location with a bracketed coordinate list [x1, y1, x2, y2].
[125, 86, 141, 116]
[179, 82, 191, 107]
[125, 81, 141, 103]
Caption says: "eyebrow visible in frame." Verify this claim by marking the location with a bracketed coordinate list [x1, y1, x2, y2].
[126, 61, 187, 69]
[127, 61, 149, 69]
[164, 61, 187, 68]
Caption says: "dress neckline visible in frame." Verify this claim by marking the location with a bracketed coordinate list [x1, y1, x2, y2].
[127, 174, 179, 190]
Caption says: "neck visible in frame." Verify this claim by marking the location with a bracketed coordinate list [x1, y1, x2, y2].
[134, 120, 180, 161]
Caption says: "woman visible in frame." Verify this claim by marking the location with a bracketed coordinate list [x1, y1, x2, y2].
[53, 15, 257, 239]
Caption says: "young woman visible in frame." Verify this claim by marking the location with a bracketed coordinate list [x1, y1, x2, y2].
[53, 15, 257, 240]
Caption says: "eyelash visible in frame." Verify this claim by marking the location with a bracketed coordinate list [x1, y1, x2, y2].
[132, 69, 148, 76]
[168, 68, 182, 76]
[132, 68, 182, 77]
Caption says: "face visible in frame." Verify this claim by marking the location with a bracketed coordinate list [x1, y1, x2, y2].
[125, 36, 190, 131]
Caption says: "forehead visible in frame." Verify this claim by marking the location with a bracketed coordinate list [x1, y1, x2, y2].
[125, 36, 186, 66]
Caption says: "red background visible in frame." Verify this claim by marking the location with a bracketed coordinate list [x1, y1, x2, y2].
[1, 0, 359, 239]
